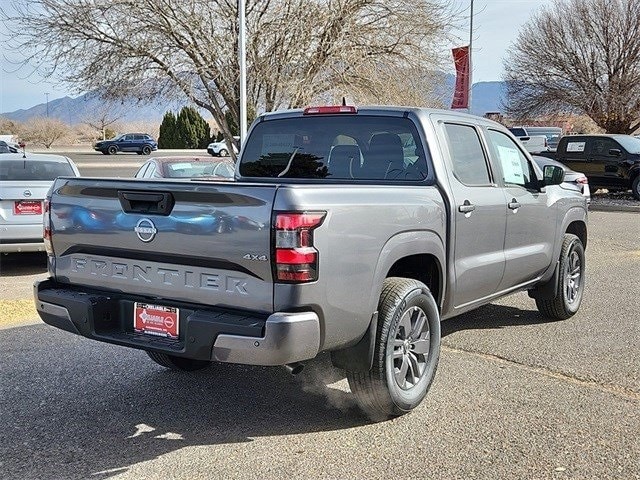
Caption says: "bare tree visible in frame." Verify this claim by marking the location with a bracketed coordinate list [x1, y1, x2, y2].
[81, 102, 125, 140]
[19, 117, 70, 148]
[1, 0, 455, 160]
[504, 0, 640, 134]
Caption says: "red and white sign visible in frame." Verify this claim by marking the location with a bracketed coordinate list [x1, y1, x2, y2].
[13, 200, 43, 215]
[451, 46, 470, 110]
[134, 303, 179, 339]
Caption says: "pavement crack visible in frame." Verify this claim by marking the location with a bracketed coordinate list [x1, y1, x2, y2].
[442, 345, 640, 402]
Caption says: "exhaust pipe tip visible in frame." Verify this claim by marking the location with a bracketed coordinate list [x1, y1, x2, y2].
[284, 362, 305, 375]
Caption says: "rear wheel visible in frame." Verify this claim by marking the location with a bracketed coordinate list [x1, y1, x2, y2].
[347, 278, 440, 420]
[632, 176, 640, 201]
[219, 148, 228, 157]
[142, 145, 152, 155]
[535, 233, 585, 319]
[101, 150, 109, 155]
[146, 351, 211, 371]
[107, 145, 117, 155]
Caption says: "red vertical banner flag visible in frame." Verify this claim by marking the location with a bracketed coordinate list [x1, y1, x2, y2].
[451, 46, 470, 109]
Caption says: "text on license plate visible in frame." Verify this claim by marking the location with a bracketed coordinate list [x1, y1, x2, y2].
[13, 200, 42, 215]
[134, 303, 179, 338]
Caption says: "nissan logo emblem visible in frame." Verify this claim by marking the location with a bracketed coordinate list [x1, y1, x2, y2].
[23, 190, 32, 197]
[134, 218, 157, 243]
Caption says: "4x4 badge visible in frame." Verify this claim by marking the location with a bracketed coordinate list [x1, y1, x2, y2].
[243, 253, 268, 261]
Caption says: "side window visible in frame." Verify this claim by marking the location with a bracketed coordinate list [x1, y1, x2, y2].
[146, 164, 156, 178]
[486, 130, 537, 189]
[124, 134, 134, 141]
[134, 134, 144, 141]
[443, 123, 491, 185]
[591, 138, 620, 156]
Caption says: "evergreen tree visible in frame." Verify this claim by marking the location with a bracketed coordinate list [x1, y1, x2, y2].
[177, 106, 210, 149]
[158, 111, 179, 149]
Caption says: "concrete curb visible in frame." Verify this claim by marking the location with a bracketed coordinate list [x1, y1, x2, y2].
[589, 204, 640, 213]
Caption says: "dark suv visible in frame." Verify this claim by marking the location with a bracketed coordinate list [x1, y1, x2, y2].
[94, 133, 158, 155]
[542, 134, 640, 200]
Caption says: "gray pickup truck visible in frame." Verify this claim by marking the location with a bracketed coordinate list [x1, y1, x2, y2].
[35, 106, 588, 419]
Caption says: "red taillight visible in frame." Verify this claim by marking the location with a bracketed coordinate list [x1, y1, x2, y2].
[303, 106, 357, 115]
[576, 176, 588, 185]
[274, 211, 325, 283]
[43, 198, 53, 255]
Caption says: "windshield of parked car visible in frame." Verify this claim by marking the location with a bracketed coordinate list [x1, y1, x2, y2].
[612, 135, 640, 154]
[165, 161, 234, 178]
[239, 115, 429, 181]
[0, 160, 74, 180]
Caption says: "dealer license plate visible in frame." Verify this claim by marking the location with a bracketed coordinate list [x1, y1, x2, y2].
[134, 303, 179, 339]
[13, 200, 42, 215]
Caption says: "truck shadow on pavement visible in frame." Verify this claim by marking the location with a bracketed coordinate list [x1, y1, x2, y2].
[0, 252, 47, 276]
[0, 325, 369, 480]
[441, 303, 557, 337]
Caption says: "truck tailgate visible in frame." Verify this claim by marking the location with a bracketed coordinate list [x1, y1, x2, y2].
[49, 178, 276, 313]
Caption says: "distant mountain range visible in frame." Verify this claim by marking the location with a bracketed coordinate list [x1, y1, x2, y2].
[1, 75, 507, 125]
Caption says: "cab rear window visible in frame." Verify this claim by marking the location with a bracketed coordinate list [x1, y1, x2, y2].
[239, 115, 429, 181]
[0, 160, 74, 181]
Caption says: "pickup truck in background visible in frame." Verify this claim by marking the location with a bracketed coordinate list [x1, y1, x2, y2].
[509, 126, 549, 154]
[35, 106, 588, 419]
[539, 134, 640, 200]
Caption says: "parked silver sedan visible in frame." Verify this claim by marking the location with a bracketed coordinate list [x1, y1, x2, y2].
[0, 152, 80, 253]
[532, 155, 590, 203]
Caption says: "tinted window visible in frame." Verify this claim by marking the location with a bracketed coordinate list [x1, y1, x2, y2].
[443, 123, 491, 185]
[0, 160, 74, 181]
[591, 138, 620, 156]
[487, 130, 537, 189]
[134, 135, 145, 140]
[239, 115, 428, 181]
[124, 135, 134, 141]
[509, 128, 527, 137]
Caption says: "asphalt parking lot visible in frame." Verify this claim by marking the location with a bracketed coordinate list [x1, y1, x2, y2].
[0, 153, 638, 479]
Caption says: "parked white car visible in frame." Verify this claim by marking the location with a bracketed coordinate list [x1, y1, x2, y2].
[509, 127, 549, 154]
[207, 136, 240, 157]
[0, 151, 80, 253]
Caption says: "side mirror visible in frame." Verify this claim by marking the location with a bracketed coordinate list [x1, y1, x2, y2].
[608, 148, 622, 157]
[543, 165, 564, 186]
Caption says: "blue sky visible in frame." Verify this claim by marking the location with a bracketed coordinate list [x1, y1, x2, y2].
[0, 0, 553, 114]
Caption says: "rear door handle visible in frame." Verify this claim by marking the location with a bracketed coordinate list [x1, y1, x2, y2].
[458, 200, 476, 213]
[508, 199, 521, 210]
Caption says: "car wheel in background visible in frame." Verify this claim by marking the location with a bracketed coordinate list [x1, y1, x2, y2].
[632, 176, 640, 200]
[347, 277, 441, 420]
[219, 149, 228, 157]
[101, 151, 109, 155]
[107, 145, 117, 155]
[142, 145, 152, 155]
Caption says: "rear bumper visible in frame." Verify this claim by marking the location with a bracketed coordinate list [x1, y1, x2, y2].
[0, 241, 45, 253]
[34, 280, 320, 366]
[0, 223, 44, 252]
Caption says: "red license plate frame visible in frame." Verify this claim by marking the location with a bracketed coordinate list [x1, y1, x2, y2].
[13, 200, 43, 215]
[133, 303, 179, 339]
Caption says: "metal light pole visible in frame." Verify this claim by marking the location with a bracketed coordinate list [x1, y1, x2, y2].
[468, 0, 474, 114]
[238, 0, 247, 143]
[45, 92, 50, 118]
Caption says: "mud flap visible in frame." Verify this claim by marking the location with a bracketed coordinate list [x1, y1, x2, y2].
[330, 312, 378, 373]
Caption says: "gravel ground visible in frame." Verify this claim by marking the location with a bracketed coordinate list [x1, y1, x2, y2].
[589, 189, 640, 211]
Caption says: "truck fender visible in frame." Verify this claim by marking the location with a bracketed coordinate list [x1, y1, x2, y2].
[331, 231, 445, 373]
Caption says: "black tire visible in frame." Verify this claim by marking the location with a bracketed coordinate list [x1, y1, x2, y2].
[535, 233, 585, 320]
[347, 278, 441, 420]
[107, 145, 118, 155]
[219, 148, 228, 157]
[142, 145, 152, 155]
[632, 175, 640, 201]
[101, 150, 109, 155]
[146, 351, 211, 371]
[136, 151, 143, 155]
